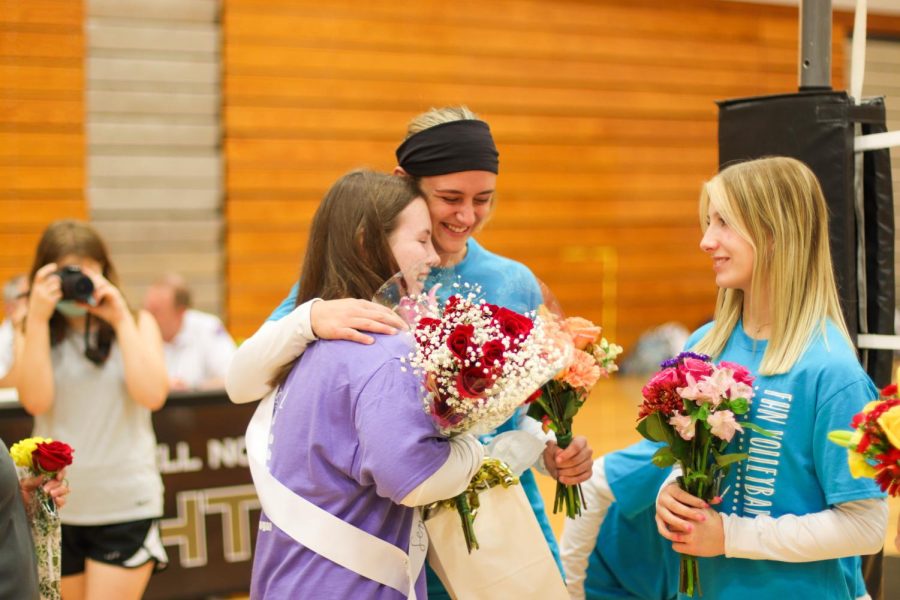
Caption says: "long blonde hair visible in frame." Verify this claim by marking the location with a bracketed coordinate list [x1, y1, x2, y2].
[692, 157, 852, 374]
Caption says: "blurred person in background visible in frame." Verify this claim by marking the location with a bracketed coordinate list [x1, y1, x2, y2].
[0, 275, 28, 387]
[0, 273, 28, 387]
[143, 272, 236, 391]
[17, 219, 168, 600]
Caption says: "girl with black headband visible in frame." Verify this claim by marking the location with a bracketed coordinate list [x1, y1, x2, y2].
[226, 106, 594, 595]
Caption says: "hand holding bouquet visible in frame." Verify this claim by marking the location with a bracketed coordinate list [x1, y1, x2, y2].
[10, 437, 74, 600]
[526, 310, 621, 518]
[829, 381, 900, 496]
[636, 352, 768, 597]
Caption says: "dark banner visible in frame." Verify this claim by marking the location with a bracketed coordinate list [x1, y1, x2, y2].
[0, 391, 259, 600]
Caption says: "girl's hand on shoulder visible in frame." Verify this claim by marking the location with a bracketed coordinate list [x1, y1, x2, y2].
[310, 298, 408, 345]
[83, 266, 129, 328]
[27, 263, 62, 323]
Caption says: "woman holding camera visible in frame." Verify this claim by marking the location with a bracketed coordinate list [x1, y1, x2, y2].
[18, 219, 169, 600]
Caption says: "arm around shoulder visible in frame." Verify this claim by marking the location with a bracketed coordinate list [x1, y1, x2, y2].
[225, 299, 318, 403]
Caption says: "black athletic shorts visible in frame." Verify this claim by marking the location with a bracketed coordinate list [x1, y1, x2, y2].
[61, 518, 168, 576]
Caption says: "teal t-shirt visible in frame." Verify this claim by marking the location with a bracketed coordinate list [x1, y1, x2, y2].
[680, 320, 884, 599]
[266, 238, 556, 599]
[583, 440, 679, 600]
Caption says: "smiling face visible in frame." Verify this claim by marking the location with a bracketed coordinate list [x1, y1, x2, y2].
[700, 204, 755, 294]
[415, 170, 496, 265]
[388, 197, 440, 293]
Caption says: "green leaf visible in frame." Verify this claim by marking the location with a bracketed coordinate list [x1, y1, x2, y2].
[682, 471, 710, 485]
[697, 403, 710, 421]
[729, 398, 749, 415]
[714, 452, 748, 467]
[637, 412, 675, 445]
[526, 402, 545, 421]
[652, 446, 677, 468]
[743, 422, 776, 437]
[563, 393, 583, 420]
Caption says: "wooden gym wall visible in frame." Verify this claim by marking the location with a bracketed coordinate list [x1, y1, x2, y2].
[223, 0, 860, 348]
[0, 1, 85, 293]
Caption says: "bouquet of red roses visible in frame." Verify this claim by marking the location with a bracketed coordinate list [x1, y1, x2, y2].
[526, 309, 621, 518]
[10, 437, 74, 600]
[636, 352, 768, 597]
[404, 289, 569, 551]
[828, 380, 900, 496]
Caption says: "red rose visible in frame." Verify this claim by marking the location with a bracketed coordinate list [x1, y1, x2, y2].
[681, 357, 714, 381]
[32, 440, 74, 474]
[417, 317, 441, 331]
[881, 383, 898, 398]
[430, 393, 466, 429]
[446, 324, 475, 360]
[718, 361, 754, 386]
[493, 307, 533, 345]
[481, 340, 506, 367]
[456, 365, 494, 398]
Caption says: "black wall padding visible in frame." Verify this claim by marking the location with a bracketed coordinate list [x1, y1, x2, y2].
[717, 91, 895, 386]
[860, 97, 895, 386]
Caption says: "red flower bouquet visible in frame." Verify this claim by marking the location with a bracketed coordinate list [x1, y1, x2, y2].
[402, 289, 569, 551]
[829, 381, 900, 496]
[10, 437, 74, 600]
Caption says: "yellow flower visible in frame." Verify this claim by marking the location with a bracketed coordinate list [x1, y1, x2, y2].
[9, 436, 53, 469]
[876, 405, 900, 449]
[848, 450, 877, 479]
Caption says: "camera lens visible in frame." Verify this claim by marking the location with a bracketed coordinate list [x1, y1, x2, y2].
[57, 266, 94, 302]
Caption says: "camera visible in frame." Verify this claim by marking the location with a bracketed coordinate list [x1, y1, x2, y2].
[56, 265, 94, 302]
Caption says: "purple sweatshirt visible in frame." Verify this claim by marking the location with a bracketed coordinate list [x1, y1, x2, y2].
[250, 333, 449, 599]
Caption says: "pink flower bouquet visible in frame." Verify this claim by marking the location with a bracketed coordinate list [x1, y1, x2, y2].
[636, 352, 769, 597]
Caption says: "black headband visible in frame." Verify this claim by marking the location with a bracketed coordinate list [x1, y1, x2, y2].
[395, 120, 499, 177]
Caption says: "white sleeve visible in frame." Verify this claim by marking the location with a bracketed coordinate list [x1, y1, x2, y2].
[722, 498, 887, 562]
[224, 299, 319, 404]
[518, 414, 555, 476]
[560, 457, 615, 600]
[399, 434, 484, 507]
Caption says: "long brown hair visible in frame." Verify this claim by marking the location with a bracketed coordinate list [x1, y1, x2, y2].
[270, 169, 421, 386]
[28, 219, 121, 362]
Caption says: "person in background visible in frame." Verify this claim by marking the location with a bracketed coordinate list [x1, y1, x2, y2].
[655, 157, 887, 600]
[561, 440, 678, 600]
[0, 274, 28, 387]
[17, 219, 169, 600]
[143, 272, 236, 391]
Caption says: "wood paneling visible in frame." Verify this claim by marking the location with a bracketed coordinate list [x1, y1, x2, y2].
[223, 0, 867, 349]
[0, 0, 85, 310]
